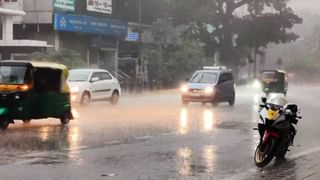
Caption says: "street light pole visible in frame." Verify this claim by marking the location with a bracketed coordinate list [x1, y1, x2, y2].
[138, 0, 142, 65]
[136, 0, 143, 92]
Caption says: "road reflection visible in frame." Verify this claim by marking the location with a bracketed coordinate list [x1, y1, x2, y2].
[202, 145, 216, 173]
[177, 145, 217, 176]
[72, 108, 80, 119]
[203, 110, 215, 132]
[178, 147, 193, 176]
[179, 108, 217, 134]
[0, 124, 81, 155]
[179, 108, 189, 135]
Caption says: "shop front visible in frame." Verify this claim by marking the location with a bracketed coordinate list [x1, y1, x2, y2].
[53, 12, 127, 71]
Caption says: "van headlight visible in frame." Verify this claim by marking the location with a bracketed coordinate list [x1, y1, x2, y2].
[71, 86, 80, 93]
[204, 87, 214, 94]
[253, 79, 261, 89]
[181, 85, 188, 93]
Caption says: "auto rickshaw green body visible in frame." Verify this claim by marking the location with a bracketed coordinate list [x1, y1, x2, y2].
[261, 70, 288, 96]
[0, 61, 73, 129]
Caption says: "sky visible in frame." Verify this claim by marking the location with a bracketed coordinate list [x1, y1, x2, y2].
[289, 0, 320, 14]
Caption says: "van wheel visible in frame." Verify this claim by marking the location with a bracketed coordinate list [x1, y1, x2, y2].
[110, 91, 119, 105]
[60, 113, 70, 125]
[0, 119, 10, 130]
[80, 92, 90, 105]
[229, 96, 235, 106]
[22, 119, 31, 124]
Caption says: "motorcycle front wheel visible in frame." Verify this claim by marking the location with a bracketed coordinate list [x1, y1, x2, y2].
[254, 138, 277, 167]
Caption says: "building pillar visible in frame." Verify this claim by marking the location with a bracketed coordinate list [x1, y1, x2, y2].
[2, 16, 13, 41]
[86, 49, 90, 68]
[54, 31, 60, 51]
[114, 40, 119, 78]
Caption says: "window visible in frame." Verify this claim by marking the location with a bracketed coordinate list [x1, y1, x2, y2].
[68, 71, 90, 82]
[0, 66, 28, 85]
[91, 72, 100, 81]
[99, 72, 112, 80]
[219, 73, 233, 83]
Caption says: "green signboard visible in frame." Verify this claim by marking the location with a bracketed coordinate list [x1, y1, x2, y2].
[54, 0, 75, 12]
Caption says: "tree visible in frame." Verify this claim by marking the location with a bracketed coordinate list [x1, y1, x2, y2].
[144, 18, 205, 87]
[168, 0, 302, 78]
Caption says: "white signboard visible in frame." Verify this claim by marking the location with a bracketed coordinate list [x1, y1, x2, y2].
[87, 0, 112, 14]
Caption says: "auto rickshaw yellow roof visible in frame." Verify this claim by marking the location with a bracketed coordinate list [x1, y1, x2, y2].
[0, 60, 68, 70]
[0, 60, 69, 78]
[30, 61, 68, 70]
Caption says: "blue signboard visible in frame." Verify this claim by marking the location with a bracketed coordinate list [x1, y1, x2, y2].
[126, 32, 139, 41]
[54, 13, 128, 39]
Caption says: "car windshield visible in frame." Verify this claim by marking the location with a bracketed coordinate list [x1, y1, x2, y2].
[68, 71, 90, 82]
[263, 72, 276, 80]
[0, 66, 28, 85]
[189, 72, 218, 84]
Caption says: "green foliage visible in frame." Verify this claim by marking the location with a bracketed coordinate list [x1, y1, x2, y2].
[144, 18, 205, 86]
[168, 0, 302, 69]
[144, 41, 205, 86]
[31, 49, 86, 69]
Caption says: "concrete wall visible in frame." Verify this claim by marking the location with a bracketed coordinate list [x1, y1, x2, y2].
[23, 0, 53, 24]
[0, 0, 23, 22]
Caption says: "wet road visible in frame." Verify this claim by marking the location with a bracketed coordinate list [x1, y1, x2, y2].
[0, 85, 320, 180]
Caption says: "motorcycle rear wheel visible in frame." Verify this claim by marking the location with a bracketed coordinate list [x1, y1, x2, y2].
[275, 142, 289, 159]
[254, 138, 277, 167]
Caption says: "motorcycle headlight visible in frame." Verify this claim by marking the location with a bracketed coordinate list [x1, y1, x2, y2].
[71, 86, 80, 93]
[181, 85, 188, 93]
[204, 87, 214, 94]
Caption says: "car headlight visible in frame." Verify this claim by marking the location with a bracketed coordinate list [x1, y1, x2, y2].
[71, 86, 80, 93]
[204, 87, 214, 94]
[181, 85, 188, 93]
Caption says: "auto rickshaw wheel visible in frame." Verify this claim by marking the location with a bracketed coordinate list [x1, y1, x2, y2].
[60, 113, 70, 125]
[22, 119, 31, 124]
[0, 119, 10, 130]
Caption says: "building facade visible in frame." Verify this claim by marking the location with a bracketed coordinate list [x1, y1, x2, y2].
[1, 0, 129, 72]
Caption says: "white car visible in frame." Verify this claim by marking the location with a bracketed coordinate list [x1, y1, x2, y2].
[68, 69, 121, 105]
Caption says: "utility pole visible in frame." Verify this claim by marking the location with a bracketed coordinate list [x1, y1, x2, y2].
[253, 47, 257, 79]
[136, 0, 143, 92]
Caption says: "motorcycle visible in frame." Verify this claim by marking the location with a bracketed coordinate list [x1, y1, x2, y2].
[254, 94, 301, 167]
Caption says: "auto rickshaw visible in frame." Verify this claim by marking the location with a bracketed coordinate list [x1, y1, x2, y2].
[0, 61, 73, 130]
[260, 70, 288, 96]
